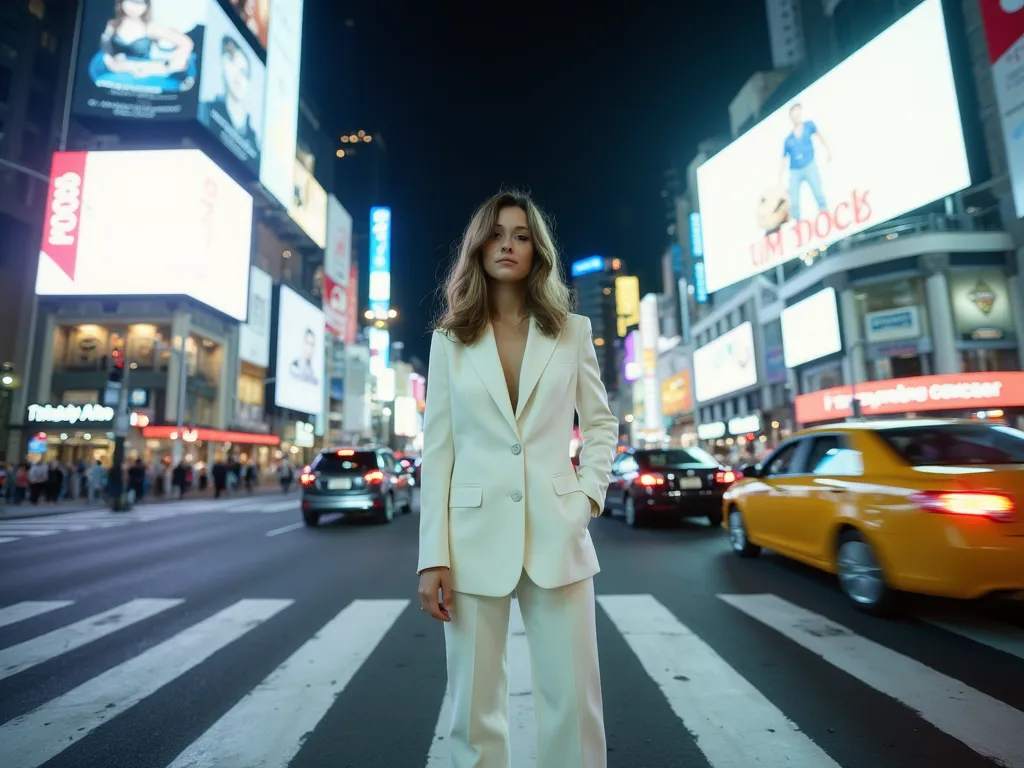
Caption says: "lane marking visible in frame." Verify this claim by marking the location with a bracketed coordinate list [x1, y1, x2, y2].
[266, 522, 305, 537]
[600, 594, 841, 768]
[720, 593, 1024, 767]
[923, 616, 1024, 662]
[0, 600, 74, 629]
[167, 599, 407, 767]
[0, 598, 184, 682]
[0, 537, 18, 544]
[0, 598, 292, 768]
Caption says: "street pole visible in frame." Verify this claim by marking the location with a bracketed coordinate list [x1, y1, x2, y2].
[848, 339, 865, 420]
[155, 337, 188, 473]
[107, 366, 131, 511]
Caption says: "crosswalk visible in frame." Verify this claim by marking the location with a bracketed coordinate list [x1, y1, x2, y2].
[0, 496, 299, 544]
[1, 592, 1022, 767]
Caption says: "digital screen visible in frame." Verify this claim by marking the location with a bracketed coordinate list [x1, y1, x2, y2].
[614, 275, 640, 337]
[692, 322, 758, 403]
[369, 206, 392, 315]
[36, 149, 252, 321]
[226, 0, 270, 48]
[259, 0, 302, 210]
[289, 155, 328, 248]
[571, 255, 604, 278]
[780, 287, 842, 368]
[324, 195, 353, 339]
[696, 0, 970, 294]
[72, 0, 206, 120]
[239, 265, 272, 367]
[275, 284, 325, 418]
[197, 0, 265, 175]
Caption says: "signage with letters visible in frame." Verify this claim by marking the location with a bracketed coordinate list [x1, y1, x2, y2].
[27, 403, 114, 424]
[728, 414, 762, 435]
[697, 421, 727, 441]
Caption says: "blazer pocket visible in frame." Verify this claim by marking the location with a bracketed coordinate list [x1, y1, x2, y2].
[551, 471, 582, 497]
[448, 485, 482, 508]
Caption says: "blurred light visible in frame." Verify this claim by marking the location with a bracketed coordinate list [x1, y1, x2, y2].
[364, 310, 374, 319]
[374, 320, 385, 328]
[624, 414, 634, 423]
[771, 421, 780, 429]
[336, 149, 346, 158]
[283, 250, 292, 259]
[83, 433, 92, 440]
[363, 135, 372, 143]
[340, 135, 349, 143]
[602, 287, 612, 295]
[129, 362, 138, 370]
[357, 130, 365, 137]
[349, 134, 358, 142]
[594, 337, 605, 347]
[1, 375, 12, 386]
[388, 309, 397, 318]
[60, 433, 68, 440]
[611, 258, 621, 270]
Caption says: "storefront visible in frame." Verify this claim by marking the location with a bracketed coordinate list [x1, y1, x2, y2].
[794, 371, 1024, 428]
[22, 402, 117, 465]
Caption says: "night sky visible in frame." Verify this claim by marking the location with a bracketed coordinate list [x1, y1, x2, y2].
[301, 1, 773, 363]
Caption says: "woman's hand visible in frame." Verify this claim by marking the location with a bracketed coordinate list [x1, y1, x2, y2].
[417, 566, 453, 622]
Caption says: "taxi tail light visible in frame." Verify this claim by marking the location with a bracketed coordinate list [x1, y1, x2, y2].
[299, 466, 315, 487]
[637, 472, 665, 487]
[910, 491, 1015, 523]
[715, 469, 742, 485]
[364, 470, 385, 485]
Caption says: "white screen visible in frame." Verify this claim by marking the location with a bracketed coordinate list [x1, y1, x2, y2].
[289, 157, 327, 248]
[260, 0, 303, 209]
[696, 0, 970, 294]
[275, 284, 325, 418]
[780, 287, 843, 368]
[240, 266, 272, 367]
[36, 149, 252, 320]
[692, 322, 758, 403]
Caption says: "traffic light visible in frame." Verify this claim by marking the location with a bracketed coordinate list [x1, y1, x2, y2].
[109, 348, 125, 383]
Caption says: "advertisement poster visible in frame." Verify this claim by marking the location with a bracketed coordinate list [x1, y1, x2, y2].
[259, 0, 303, 209]
[197, 0, 265, 175]
[345, 260, 359, 344]
[36, 149, 253, 321]
[275, 285, 325, 418]
[692, 322, 758, 403]
[72, 0, 206, 120]
[368, 206, 392, 316]
[239, 266, 272, 366]
[979, 0, 1024, 218]
[228, 0, 270, 48]
[324, 196, 353, 339]
[780, 287, 842, 368]
[289, 155, 328, 248]
[696, 0, 970, 294]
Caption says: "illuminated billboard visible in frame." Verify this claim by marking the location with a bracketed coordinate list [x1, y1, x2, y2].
[36, 149, 252, 321]
[369, 206, 392, 315]
[615, 276, 640, 337]
[239, 266, 272, 367]
[259, 0, 303, 210]
[692, 322, 757, 403]
[571, 255, 604, 278]
[324, 196, 353, 339]
[780, 287, 842, 368]
[275, 285, 325, 418]
[696, 0, 970, 294]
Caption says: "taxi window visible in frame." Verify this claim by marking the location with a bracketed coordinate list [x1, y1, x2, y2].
[807, 435, 863, 476]
[877, 424, 1024, 466]
[762, 442, 801, 476]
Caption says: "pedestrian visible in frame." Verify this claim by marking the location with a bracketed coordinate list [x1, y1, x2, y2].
[416, 190, 618, 767]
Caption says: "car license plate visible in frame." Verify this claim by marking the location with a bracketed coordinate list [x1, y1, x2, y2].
[677, 477, 703, 490]
[328, 478, 352, 490]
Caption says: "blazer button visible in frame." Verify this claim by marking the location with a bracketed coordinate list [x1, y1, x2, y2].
[511, 443, 522, 455]
[511, 490, 523, 502]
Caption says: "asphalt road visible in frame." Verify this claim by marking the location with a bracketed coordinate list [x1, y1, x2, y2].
[1, 491, 1022, 768]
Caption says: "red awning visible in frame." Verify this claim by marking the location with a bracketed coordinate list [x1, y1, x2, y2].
[141, 426, 281, 446]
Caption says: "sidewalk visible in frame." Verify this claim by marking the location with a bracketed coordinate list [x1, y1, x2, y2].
[0, 482, 296, 520]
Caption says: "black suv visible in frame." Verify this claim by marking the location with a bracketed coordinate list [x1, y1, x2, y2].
[605, 447, 739, 527]
[300, 447, 414, 526]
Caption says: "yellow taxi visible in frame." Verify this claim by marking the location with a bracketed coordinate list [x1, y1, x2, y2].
[722, 419, 1024, 612]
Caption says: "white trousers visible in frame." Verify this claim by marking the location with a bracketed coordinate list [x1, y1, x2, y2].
[443, 570, 606, 768]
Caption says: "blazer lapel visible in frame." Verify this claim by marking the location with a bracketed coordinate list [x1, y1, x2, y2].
[464, 323, 519, 434]
[514, 316, 559, 421]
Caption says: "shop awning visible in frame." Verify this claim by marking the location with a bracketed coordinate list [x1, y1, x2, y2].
[141, 426, 281, 446]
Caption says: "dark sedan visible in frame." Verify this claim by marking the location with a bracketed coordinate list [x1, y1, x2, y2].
[604, 447, 740, 527]
[300, 447, 413, 526]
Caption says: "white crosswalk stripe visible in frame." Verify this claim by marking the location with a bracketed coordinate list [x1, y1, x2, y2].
[720, 593, 1024, 767]
[0, 496, 300, 543]
[0, 592, 1020, 767]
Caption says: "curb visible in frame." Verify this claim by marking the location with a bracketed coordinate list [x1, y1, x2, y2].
[0, 489, 299, 521]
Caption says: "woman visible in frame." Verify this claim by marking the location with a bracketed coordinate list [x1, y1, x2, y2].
[97, 0, 195, 83]
[417, 190, 618, 767]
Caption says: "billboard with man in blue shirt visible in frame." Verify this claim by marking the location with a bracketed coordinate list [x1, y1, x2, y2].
[779, 103, 833, 224]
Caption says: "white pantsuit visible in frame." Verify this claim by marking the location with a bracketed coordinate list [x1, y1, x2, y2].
[418, 313, 618, 768]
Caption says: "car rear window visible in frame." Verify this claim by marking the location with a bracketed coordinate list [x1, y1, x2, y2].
[877, 424, 1024, 466]
[312, 452, 378, 472]
[642, 448, 719, 468]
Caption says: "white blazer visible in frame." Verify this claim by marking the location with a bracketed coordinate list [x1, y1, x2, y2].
[417, 313, 618, 597]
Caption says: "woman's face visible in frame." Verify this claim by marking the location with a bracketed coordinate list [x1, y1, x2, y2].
[122, 0, 149, 19]
[482, 206, 534, 283]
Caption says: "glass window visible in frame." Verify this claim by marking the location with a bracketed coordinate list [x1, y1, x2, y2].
[642, 448, 719, 468]
[312, 451, 379, 472]
[877, 424, 1024, 466]
[806, 435, 863, 476]
[762, 442, 801, 476]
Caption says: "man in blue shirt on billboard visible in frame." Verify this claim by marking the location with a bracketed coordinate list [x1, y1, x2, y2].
[779, 102, 833, 223]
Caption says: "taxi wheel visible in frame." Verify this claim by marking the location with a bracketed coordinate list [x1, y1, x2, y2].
[728, 507, 761, 558]
[836, 530, 895, 614]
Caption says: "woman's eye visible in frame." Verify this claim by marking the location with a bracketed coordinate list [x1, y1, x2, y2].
[516, 235, 529, 241]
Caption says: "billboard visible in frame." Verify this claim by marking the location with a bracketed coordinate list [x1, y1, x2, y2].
[661, 371, 693, 416]
[227, 0, 270, 48]
[37, 149, 252, 321]
[259, 0, 302, 210]
[615, 275, 640, 337]
[197, 0, 265, 175]
[979, 0, 1024, 218]
[622, 330, 641, 383]
[696, 0, 970, 294]
[290, 155, 327, 248]
[324, 196, 353, 339]
[239, 266, 272, 367]
[639, 293, 661, 430]
[692, 322, 757, 403]
[72, 0, 205, 120]
[780, 287, 842, 368]
[369, 206, 392, 315]
[275, 285, 325, 418]
[345, 259, 359, 344]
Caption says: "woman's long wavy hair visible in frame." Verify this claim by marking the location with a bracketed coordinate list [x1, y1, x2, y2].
[434, 190, 574, 345]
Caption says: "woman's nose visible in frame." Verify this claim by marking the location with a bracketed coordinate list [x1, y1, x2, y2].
[501, 239, 514, 252]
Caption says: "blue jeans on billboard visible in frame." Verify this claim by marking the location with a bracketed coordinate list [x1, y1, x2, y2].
[789, 160, 827, 222]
